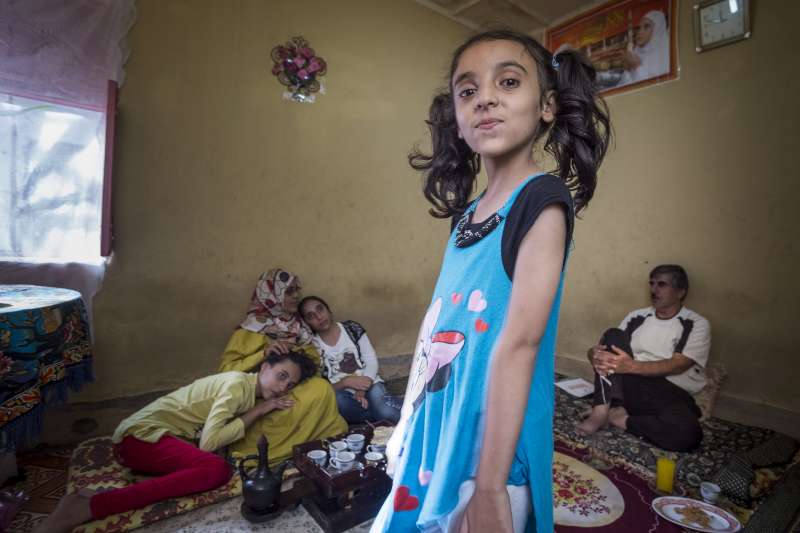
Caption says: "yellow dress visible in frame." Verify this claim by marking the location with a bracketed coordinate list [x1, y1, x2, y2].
[219, 329, 347, 466]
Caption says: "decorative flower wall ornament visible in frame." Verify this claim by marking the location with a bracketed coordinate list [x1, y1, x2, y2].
[270, 36, 327, 103]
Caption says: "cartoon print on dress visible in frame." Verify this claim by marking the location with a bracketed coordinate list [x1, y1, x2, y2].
[418, 468, 433, 486]
[405, 298, 466, 412]
[393, 485, 419, 512]
[467, 289, 487, 312]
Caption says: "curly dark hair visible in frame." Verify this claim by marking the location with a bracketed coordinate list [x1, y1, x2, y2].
[409, 29, 612, 217]
[263, 348, 317, 382]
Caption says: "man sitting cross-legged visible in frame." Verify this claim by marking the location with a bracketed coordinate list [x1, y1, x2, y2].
[576, 264, 710, 452]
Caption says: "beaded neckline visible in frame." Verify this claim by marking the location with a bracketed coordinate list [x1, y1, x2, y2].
[453, 173, 547, 248]
[454, 210, 503, 248]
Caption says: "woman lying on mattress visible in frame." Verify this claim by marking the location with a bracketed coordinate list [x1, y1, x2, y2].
[218, 268, 347, 464]
[36, 349, 316, 533]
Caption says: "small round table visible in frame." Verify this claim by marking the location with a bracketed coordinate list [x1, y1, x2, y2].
[0, 285, 94, 451]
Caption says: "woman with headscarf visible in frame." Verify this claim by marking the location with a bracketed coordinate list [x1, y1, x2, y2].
[219, 268, 347, 465]
[619, 10, 670, 86]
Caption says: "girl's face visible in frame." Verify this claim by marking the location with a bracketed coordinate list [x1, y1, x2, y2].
[452, 40, 554, 161]
[300, 299, 333, 333]
[258, 359, 301, 399]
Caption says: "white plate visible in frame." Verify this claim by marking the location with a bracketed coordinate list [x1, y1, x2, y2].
[651, 496, 741, 532]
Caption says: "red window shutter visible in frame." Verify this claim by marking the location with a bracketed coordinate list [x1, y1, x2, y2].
[101, 80, 118, 257]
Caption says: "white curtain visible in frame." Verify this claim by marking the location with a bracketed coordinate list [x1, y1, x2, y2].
[0, 0, 136, 109]
[0, 0, 136, 312]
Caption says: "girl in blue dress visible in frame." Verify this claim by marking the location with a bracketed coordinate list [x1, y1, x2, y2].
[371, 30, 611, 533]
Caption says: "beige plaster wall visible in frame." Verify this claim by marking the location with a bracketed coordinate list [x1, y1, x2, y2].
[81, 0, 799, 420]
[557, 1, 800, 414]
[81, 0, 468, 400]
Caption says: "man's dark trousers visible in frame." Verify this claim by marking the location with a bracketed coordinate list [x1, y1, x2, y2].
[592, 328, 703, 452]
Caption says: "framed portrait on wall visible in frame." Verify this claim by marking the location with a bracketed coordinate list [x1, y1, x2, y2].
[546, 0, 678, 96]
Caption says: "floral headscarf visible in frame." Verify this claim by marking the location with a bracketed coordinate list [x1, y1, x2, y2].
[239, 268, 313, 345]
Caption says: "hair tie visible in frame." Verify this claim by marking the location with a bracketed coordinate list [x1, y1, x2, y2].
[551, 55, 560, 71]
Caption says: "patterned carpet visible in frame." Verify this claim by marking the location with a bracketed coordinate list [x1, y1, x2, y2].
[3, 444, 73, 532]
[553, 381, 800, 529]
[3, 378, 798, 532]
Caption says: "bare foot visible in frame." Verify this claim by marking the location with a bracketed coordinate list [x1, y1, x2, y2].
[33, 491, 93, 533]
[576, 405, 609, 435]
[608, 406, 629, 430]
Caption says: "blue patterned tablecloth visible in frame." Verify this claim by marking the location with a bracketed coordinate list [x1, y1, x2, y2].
[0, 285, 94, 450]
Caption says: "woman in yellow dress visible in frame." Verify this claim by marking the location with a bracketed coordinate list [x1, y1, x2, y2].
[220, 268, 347, 465]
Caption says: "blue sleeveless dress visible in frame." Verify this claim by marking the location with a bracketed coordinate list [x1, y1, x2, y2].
[371, 174, 569, 533]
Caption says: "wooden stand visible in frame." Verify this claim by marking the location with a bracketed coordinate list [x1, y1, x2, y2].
[302, 476, 391, 533]
[294, 424, 392, 533]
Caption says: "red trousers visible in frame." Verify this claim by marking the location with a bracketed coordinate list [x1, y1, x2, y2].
[90, 435, 232, 519]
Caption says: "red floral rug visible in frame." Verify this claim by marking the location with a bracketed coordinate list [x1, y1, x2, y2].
[554, 437, 685, 532]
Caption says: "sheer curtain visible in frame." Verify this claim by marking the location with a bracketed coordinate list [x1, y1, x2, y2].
[0, 0, 135, 111]
[0, 0, 136, 318]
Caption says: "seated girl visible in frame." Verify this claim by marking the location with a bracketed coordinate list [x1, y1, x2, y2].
[299, 295, 400, 425]
[219, 269, 347, 465]
[35, 351, 315, 533]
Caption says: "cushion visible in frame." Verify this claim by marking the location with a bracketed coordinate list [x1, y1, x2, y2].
[751, 466, 781, 500]
[711, 437, 799, 505]
[692, 363, 727, 421]
[67, 436, 298, 533]
[741, 434, 799, 468]
[747, 437, 800, 500]
[712, 454, 754, 506]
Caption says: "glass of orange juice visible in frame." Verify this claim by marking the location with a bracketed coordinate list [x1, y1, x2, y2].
[655, 456, 676, 493]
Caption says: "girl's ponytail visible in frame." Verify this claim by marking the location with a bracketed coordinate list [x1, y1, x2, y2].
[409, 92, 480, 219]
[546, 49, 611, 215]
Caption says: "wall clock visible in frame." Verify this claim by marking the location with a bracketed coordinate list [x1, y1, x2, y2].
[693, 0, 751, 52]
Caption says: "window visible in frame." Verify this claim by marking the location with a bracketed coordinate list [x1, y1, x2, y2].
[0, 92, 110, 261]
[0, 0, 132, 263]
